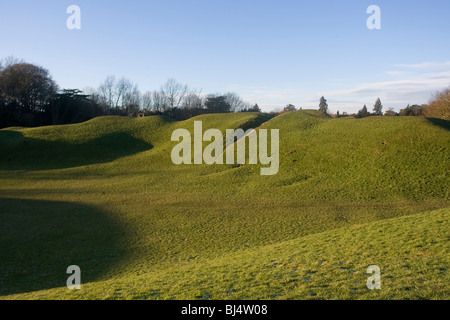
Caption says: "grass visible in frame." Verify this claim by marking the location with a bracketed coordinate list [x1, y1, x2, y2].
[3, 208, 448, 300]
[0, 110, 448, 299]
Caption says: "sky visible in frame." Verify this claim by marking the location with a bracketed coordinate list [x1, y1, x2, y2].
[1, 0, 449, 113]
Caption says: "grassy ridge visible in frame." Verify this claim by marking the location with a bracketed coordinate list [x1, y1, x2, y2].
[0, 111, 448, 299]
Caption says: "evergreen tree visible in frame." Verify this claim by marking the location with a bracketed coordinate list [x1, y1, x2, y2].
[373, 98, 383, 116]
[252, 103, 261, 112]
[283, 104, 296, 112]
[205, 95, 231, 113]
[357, 105, 370, 118]
[319, 96, 328, 114]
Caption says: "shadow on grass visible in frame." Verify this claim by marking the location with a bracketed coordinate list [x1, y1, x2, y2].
[238, 113, 277, 132]
[0, 198, 129, 296]
[426, 117, 450, 131]
[0, 130, 153, 170]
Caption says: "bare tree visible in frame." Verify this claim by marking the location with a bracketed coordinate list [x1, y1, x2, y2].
[98, 75, 116, 113]
[161, 78, 189, 110]
[114, 77, 133, 108]
[123, 84, 141, 115]
[425, 86, 450, 120]
[152, 90, 166, 113]
[182, 92, 204, 109]
[97, 76, 140, 113]
[82, 86, 103, 108]
[1, 56, 23, 70]
[224, 92, 250, 112]
[141, 91, 152, 111]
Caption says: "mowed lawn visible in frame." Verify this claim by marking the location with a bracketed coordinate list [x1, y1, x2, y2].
[0, 111, 448, 299]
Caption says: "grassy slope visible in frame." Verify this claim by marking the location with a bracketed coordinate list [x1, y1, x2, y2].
[0, 111, 448, 299]
[4, 208, 448, 300]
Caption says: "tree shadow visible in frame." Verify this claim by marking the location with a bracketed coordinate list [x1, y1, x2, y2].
[0, 198, 130, 296]
[0, 130, 153, 170]
[426, 117, 450, 131]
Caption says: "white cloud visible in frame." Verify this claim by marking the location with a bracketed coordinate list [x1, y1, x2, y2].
[395, 61, 450, 69]
[315, 73, 450, 113]
[226, 62, 450, 113]
[386, 70, 408, 76]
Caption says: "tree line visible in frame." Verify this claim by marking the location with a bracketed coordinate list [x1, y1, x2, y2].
[285, 95, 449, 120]
[86, 76, 261, 118]
[350, 95, 449, 120]
[0, 58, 260, 129]
[1, 57, 448, 128]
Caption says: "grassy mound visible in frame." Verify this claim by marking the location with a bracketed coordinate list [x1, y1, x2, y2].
[0, 110, 448, 299]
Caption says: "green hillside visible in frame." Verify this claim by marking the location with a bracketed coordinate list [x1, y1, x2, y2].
[4, 208, 448, 300]
[0, 111, 448, 299]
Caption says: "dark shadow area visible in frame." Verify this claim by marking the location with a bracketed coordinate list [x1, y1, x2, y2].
[0, 131, 153, 170]
[0, 198, 129, 296]
[426, 117, 450, 131]
[238, 113, 277, 132]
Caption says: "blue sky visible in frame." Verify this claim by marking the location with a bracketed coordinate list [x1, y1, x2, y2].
[1, 0, 449, 113]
